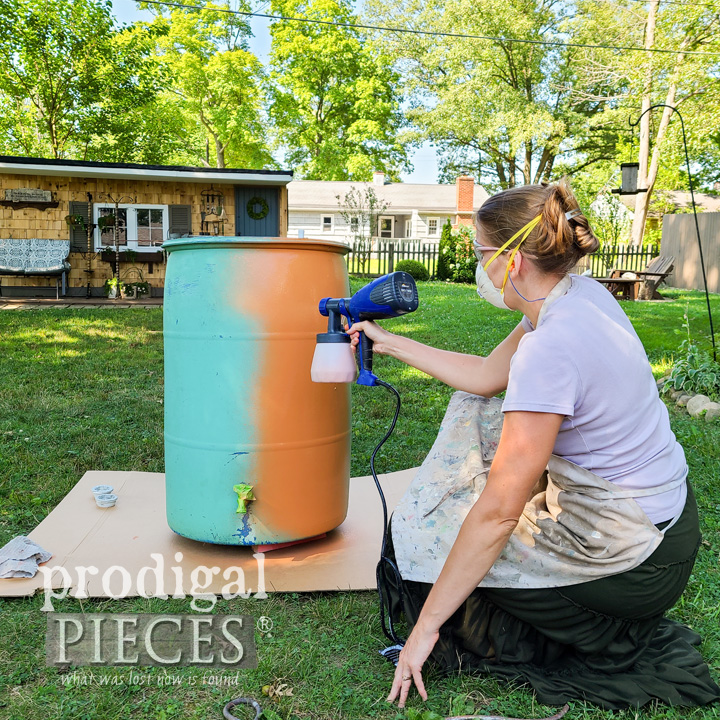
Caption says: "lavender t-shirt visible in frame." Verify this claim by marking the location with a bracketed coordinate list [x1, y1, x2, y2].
[503, 274, 687, 524]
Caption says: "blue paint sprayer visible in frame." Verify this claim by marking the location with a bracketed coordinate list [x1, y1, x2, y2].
[311, 271, 420, 662]
[311, 271, 419, 386]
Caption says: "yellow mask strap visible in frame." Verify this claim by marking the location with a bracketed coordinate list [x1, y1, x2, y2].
[483, 215, 542, 293]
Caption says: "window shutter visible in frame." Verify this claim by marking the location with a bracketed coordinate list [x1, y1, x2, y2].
[169, 205, 192, 237]
[68, 200, 91, 253]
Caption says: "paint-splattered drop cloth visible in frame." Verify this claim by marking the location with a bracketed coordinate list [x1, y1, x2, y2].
[387, 393, 720, 709]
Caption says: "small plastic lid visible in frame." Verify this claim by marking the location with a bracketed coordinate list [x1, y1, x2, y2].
[95, 494, 118, 508]
[91, 485, 113, 495]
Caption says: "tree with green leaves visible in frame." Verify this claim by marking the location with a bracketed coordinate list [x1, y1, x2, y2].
[268, 0, 409, 180]
[0, 0, 163, 160]
[336, 185, 389, 275]
[365, 0, 618, 190]
[569, 0, 720, 244]
[140, 1, 273, 169]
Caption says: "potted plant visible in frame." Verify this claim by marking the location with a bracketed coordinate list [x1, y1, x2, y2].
[135, 280, 151, 299]
[120, 266, 151, 300]
[65, 214, 87, 230]
[97, 214, 115, 230]
[121, 280, 151, 299]
[104, 277, 119, 299]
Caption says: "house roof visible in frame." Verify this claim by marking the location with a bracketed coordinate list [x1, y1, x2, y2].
[0, 155, 293, 186]
[288, 180, 489, 213]
[619, 190, 720, 214]
[665, 191, 720, 212]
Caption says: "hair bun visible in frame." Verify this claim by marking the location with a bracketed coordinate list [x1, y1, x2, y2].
[475, 178, 600, 276]
[537, 180, 599, 258]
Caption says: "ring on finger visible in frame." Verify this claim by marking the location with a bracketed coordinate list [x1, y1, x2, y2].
[402, 675, 411, 681]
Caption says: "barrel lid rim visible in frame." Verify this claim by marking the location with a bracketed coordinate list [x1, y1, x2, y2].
[163, 236, 351, 254]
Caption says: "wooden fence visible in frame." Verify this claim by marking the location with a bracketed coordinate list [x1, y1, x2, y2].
[346, 238, 659, 279]
[661, 213, 720, 293]
[579, 243, 660, 277]
[346, 239, 440, 277]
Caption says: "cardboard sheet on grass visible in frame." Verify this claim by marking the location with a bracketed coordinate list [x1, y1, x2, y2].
[0, 469, 415, 598]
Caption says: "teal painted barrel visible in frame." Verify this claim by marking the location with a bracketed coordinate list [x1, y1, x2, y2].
[163, 236, 352, 546]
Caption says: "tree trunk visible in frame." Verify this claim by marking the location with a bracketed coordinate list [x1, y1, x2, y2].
[524, 141, 533, 184]
[630, 0, 659, 247]
[215, 137, 225, 169]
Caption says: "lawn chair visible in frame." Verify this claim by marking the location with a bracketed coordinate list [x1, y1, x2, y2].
[594, 275, 640, 301]
[611, 255, 674, 300]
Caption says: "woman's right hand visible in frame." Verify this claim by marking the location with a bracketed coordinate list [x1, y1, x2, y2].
[346, 320, 396, 356]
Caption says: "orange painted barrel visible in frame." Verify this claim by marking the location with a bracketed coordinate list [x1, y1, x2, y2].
[163, 237, 351, 546]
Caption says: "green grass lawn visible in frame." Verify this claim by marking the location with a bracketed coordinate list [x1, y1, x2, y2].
[0, 282, 719, 720]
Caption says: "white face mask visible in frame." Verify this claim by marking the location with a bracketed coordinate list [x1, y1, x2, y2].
[476, 260, 512, 310]
[474, 215, 542, 311]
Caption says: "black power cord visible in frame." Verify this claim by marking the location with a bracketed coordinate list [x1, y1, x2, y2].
[370, 378, 406, 646]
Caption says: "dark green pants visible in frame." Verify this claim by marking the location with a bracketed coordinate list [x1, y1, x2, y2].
[386, 484, 720, 709]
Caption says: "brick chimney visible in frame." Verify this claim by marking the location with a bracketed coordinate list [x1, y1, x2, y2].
[455, 175, 475, 227]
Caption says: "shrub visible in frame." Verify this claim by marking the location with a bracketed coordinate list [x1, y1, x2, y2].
[662, 310, 720, 401]
[449, 225, 478, 283]
[436, 219, 453, 280]
[663, 342, 720, 401]
[395, 259, 430, 281]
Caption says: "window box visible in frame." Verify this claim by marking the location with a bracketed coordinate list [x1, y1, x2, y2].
[100, 249, 165, 265]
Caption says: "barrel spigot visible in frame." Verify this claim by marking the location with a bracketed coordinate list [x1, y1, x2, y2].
[233, 484, 255, 514]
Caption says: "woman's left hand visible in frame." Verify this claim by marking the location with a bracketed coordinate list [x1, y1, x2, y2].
[386, 622, 439, 708]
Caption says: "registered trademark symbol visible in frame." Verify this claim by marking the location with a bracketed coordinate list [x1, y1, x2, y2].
[256, 616, 273, 633]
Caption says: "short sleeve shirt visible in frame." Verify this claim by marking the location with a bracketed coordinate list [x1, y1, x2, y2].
[502, 275, 687, 524]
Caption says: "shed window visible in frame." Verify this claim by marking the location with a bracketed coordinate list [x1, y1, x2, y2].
[94, 204, 168, 251]
[137, 208, 164, 246]
[99, 207, 128, 247]
[322, 215, 333, 232]
[428, 218, 438, 236]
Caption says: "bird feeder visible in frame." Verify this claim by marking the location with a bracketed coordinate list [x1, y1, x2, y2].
[611, 163, 647, 196]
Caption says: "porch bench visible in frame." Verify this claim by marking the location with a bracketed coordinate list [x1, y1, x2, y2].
[0, 239, 71, 299]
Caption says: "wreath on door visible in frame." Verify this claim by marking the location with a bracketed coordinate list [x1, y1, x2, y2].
[247, 196, 269, 221]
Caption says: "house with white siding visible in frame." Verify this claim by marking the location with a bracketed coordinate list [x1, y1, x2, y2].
[287, 173, 489, 243]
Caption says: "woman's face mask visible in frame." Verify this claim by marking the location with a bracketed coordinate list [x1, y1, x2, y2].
[473, 215, 542, 310]
[475, 259, 512, 310]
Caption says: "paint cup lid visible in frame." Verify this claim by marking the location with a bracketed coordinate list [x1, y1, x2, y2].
[92, 485, 113, 496]
[95, 493, 117, 508]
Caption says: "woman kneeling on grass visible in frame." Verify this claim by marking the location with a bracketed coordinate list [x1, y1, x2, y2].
[348, 180, 720, 711]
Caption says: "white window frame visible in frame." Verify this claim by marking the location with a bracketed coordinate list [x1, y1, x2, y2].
[94, 203, 169, 251]
[378, 215, 394, 238]
[321, 215, 334, 233]
[350, 217, 359, 233]
[404, 219, 412, 238]
[428, 218, 439, 236]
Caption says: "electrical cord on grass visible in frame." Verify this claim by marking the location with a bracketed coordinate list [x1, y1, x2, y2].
[371, 378, 407, 646]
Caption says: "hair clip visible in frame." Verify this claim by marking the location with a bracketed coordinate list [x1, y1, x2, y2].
[565, 209, 582, 221]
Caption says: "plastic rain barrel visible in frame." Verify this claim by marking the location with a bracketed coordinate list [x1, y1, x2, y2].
[162, 236, 351, 546]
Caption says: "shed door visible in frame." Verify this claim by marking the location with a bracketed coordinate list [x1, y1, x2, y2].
[235, 186, 280, 237]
